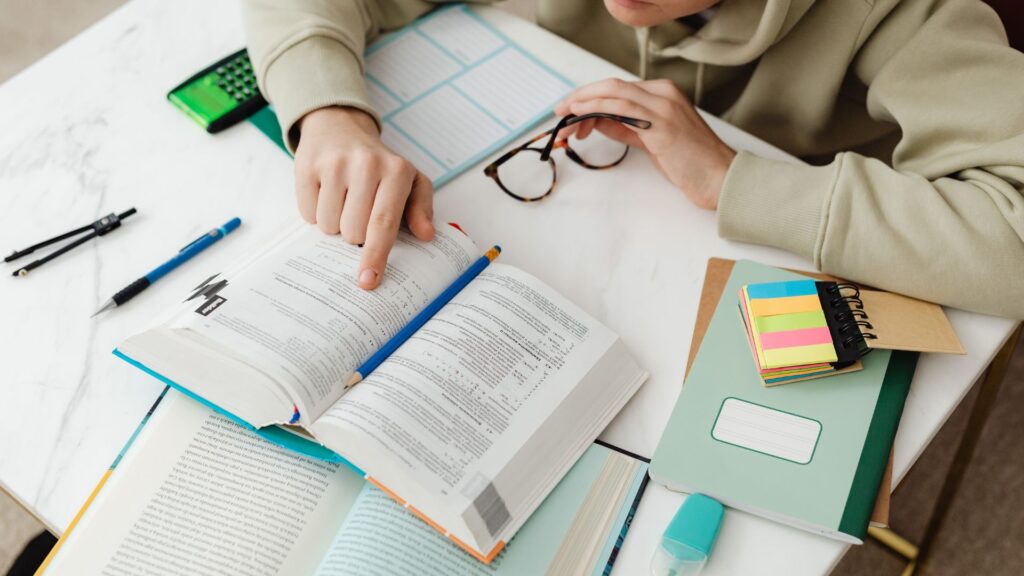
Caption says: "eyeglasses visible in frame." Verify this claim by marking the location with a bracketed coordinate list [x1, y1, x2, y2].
[483, 113, 652, 202]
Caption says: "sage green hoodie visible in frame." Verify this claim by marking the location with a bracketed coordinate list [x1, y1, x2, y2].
[242, 0, 1024, 318]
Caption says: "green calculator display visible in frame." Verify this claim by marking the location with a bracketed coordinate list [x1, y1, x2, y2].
[168, 49, 267, 133]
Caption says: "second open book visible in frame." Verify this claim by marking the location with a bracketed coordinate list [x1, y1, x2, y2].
[116, 221, 647, 563]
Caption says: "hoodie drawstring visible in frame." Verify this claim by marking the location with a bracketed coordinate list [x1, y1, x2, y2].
[694, 61, 706, 107]
[638, 25, 705, 106]
[637, 27, 650, 80]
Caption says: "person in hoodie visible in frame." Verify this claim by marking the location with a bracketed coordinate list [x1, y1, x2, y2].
[241, 0, 1024, 319]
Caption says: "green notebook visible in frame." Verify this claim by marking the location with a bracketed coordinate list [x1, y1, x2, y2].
[650, 260, 918, 543]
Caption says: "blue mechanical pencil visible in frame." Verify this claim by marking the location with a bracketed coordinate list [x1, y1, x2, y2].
[92, 217, 241, 317]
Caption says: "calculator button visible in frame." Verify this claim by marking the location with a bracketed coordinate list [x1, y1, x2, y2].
[225, 85, 234, 93]
[234, 93, 245, 101]
[242, 87, 251, 96]
[216, 66, 226, 74]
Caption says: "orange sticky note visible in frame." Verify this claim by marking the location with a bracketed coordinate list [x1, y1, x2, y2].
[749, 295, 821, 317]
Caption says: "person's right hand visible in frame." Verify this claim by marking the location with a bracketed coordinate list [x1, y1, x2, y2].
[294, 106, 435, 290]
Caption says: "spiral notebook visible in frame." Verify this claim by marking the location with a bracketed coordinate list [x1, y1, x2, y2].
[740, 278, 964, 386]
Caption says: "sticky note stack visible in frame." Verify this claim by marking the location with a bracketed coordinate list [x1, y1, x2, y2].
[739, 279, 860, 386]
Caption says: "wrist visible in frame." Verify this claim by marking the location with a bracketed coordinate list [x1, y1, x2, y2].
[300, 106, 379, 138]
[694, 144, 735, 210]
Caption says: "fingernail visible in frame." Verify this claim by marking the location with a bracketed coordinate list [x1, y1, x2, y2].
[359, 268, 378, 287]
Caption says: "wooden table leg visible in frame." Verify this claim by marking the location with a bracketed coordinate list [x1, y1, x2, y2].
[870, 323, 1021, 575]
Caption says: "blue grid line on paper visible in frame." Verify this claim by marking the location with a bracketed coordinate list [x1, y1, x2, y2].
[462, 6, 575, 90]
[369, 22, 507, 125]
[325, 3, 577, 188]
[365, 30, 402, 57]
[384, 57, 572, 187]
[364, 3, 464, 56]
[449, 82, 513, 131]
[413, 21, 505, 70]
[429, 93, 566, 188]
[388, 118, 451, 173]
[374, 51, 475, 124]
[366, 74, 406, 113]
[381, 61, 570, 186]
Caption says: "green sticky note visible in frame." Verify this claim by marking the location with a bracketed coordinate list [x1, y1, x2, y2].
[754, 310, 827, 333]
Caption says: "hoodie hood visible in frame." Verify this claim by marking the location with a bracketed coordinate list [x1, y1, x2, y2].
[644, 0, 816, 67]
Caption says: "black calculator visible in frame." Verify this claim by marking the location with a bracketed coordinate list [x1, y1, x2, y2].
[168, 48, 267, 133]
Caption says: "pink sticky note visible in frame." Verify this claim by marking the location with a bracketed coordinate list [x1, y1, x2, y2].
[760, 326, 833, 350]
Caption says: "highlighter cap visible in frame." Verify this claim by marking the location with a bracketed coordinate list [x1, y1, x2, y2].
[664, 493, 723, 557]
[651, 493, 724, 575]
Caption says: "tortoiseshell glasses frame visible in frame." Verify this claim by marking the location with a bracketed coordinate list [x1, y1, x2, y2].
[483, 113, 652, 202]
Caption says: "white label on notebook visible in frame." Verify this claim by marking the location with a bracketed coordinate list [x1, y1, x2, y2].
[712, 398, 821, 464]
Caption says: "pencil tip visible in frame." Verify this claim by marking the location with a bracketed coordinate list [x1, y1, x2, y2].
[346, 373, 362, 388]
[91, 300, 115, 318]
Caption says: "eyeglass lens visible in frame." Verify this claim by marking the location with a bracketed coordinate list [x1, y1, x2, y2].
[495, 130, 628, 201]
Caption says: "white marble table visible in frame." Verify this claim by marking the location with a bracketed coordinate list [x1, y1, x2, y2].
[0, 1, 1016, 574]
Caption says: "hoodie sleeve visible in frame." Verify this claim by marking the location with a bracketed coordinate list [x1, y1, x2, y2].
[241, 0, 480, 153]
[716, 0, 1024, 319]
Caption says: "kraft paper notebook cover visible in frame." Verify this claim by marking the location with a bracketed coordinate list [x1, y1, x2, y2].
[688, 258, 891, 526]
[39, 389, 651, 576]
[652, 260, 918, 542]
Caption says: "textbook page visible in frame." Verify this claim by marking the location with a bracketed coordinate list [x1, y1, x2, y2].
[42, 391, 365, 576]
[365, 5, 573, 186]
[168, 223, 480, 422]
[310, 264, 643, 554]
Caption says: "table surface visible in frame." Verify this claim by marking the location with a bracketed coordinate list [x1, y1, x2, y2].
[0, 1, 1016, 574]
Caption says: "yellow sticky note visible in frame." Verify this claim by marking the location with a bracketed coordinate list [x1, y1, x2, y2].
[762, 343, 837, 368]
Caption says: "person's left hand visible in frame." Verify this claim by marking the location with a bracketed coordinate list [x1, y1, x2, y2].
[555, 78, 736, 210]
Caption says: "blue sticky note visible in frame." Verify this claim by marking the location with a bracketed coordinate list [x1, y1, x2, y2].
[746, 280, 818, 300]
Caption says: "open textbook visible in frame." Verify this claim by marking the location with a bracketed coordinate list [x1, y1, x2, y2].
[115, 221, 648, 562]
[39, 390, 650, 575]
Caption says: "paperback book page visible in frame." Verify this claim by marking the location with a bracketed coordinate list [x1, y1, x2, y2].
[310, 264, 618, 550]
[171, 224, 480, 421]
[310, 444, 642, 576]
[365, 5, 572, 185]
[43, 391, 366, 576]
[314, 486, 498, 576]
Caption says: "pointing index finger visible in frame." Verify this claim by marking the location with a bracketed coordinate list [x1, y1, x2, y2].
[357, 166, 416, 290]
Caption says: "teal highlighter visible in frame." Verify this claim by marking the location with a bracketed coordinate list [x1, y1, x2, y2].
[651, 494, 724, 576]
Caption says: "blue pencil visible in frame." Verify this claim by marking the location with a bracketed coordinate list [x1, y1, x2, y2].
[346, 245, 501, 389]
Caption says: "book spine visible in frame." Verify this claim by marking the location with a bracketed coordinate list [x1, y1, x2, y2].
[602, 472, 651, 576]
[36, 389, 169, 573]
[837, 350, 920, 538]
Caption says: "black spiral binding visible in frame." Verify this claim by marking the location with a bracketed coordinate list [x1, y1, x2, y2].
[824, 283, 878, 360]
